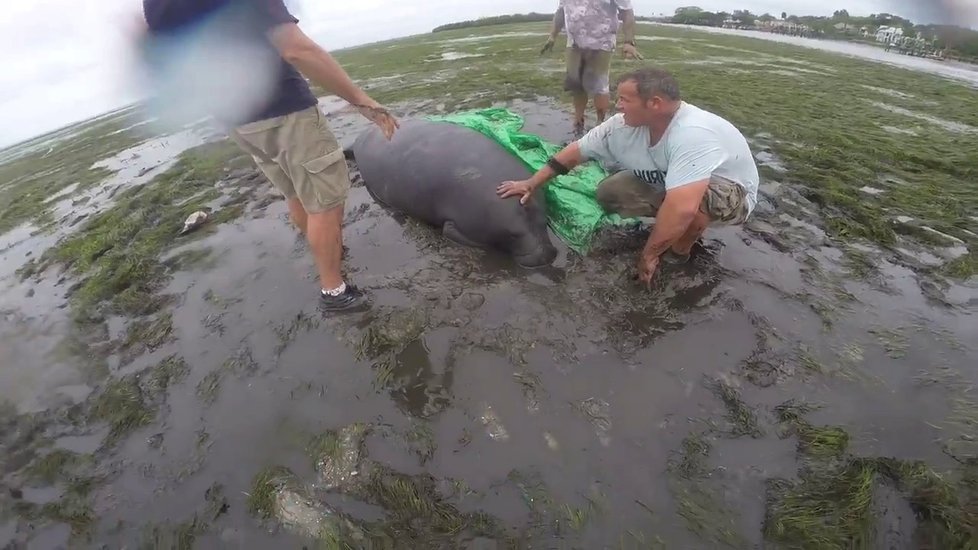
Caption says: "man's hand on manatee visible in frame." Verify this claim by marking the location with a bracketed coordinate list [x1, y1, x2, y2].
[497, 179, 536, 205]
[354, 99, 400, 140]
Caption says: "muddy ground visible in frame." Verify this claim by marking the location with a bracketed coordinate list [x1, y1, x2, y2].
[2, 21, 977, 550]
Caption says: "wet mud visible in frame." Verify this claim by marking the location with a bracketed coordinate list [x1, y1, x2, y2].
[2, 69, 978, 550]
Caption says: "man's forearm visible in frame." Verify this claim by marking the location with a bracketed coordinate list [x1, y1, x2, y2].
[550, 7, 565, 39]
[621, 10, 636, 43]
[531, 142, 583, 189]
[287, 43, 372, 106]
[642, 203, 695, 257]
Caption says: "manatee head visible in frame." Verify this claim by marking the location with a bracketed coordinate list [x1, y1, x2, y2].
[508, 195, 557, 269]
[512, 236, 558, 268]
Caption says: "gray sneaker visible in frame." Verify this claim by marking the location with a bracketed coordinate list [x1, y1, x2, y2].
[319, 284, 369, 312]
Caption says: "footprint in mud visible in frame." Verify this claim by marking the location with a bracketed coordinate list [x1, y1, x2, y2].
[575, 397, 612, 447]
[479, 403, 509, 442]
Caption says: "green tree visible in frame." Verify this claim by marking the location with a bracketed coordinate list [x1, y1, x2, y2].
[733, 9, 757, 26]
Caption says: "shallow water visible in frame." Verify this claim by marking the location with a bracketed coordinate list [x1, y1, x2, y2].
[1, 98, 977, 548]
[658, 23, 978, 87]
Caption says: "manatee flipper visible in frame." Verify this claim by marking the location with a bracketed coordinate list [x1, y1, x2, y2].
[442, 221, 484, 248]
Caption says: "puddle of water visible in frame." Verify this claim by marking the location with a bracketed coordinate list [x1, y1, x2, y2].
[767, 68, 809, 78]
[768, 56, 837, 73]
[0, 521, 15, 547]
[866, 100, 978, 134]
[42, 182, 82, 205]
[699, 43, 768, 55]
[40, 126, 223, 233]
[107, 118, 160, 136]
[920, 226, 965, 245]
[19, 487, 62, 506]
[90, 126, 217, 180]
[778, 213, 827, 239]
[0, 222, 60, 278]
[881, 125, 918, 136]
[432, 32, 542, 45]
[775, 65, 831, 75]
[0, 302, 88, 414]
[684, 55, 832, 77]
[895, 246, 946, 268]
[635, 35, 684, 42]
[755, 150, 786, 172]
[55, 431, 109, 454]
[860, 85, 917, 101]
[438, 51, 484, 61]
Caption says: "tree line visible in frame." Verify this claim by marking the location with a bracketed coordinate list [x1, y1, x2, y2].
[427, 9, 978, 60]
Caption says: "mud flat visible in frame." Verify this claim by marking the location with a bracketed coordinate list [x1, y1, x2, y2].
[1, 21, 976, 549]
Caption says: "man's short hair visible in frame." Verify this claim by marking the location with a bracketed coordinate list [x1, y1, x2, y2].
[615, 67, 681, 102]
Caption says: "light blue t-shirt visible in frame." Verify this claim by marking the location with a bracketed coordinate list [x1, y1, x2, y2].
[578, 102, 760, 216]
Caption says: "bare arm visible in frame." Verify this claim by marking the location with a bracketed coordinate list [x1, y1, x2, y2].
[549, 7, 565, 40]
[641, 180, 707, 257]
[529, 142, 583, 190]
[496, 142, 584, 204]
[620, 9, 636, 43]
[267, 23, 372, 107]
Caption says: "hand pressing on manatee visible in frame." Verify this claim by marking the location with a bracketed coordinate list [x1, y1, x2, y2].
[497, 142, 584, 205]
[352, 100, 399, 140]
[497, 179, 537, 205]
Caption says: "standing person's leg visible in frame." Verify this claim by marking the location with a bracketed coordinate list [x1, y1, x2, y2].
[233, 106, 363, 310]
[230, 124, 309, 233]
[564, 45, 589, 137]
[581, 49, 613, 125]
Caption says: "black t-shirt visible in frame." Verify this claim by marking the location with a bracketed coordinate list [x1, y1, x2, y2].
[142, 0, 317, 124]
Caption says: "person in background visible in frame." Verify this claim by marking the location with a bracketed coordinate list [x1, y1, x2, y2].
[138, 0, 398, 311]
[541, 0, 643, 138]
[497, 67, 760, 287]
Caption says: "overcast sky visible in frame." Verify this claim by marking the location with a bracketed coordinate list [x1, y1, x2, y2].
[0, 0, 974, 148]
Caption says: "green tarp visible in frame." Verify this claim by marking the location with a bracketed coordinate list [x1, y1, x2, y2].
[427, 108, 629, 255]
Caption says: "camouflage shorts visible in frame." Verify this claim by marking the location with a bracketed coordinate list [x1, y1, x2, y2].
[595, 170, 750, 225]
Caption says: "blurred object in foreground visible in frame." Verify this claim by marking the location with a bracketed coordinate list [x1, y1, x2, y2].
[135, 1, 281, 132]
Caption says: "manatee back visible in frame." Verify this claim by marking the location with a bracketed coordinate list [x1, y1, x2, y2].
[351, 119, 538, 221]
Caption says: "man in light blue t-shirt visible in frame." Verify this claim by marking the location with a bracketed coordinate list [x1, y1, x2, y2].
[497, 66, 759, 287]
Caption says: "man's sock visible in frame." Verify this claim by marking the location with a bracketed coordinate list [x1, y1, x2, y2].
[322, 282, 347, 297]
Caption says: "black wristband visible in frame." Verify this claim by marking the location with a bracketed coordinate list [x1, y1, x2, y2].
[547, 157, 569, 175]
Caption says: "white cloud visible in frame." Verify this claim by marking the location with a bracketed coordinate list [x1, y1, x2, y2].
[0, 0, 974, 148]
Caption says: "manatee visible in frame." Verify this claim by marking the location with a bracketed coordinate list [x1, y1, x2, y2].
[349, 119, 557, 268]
